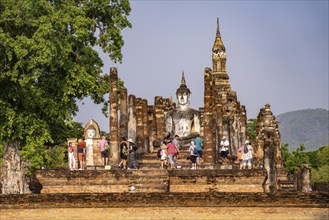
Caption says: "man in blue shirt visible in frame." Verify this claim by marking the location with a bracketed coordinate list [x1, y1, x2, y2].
[194, 134, 203, 164]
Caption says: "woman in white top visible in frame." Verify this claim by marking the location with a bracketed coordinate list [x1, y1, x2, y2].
[242, 141, 253, 169]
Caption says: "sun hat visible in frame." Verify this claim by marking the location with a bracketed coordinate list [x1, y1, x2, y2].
[128, 138, 133, 142]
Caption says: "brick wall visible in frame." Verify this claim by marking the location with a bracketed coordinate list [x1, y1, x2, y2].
[35, 169, 267, 194]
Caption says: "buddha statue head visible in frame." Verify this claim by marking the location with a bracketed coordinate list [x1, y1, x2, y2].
[87, 123, 96, 139]
[176, 71, 191, 111]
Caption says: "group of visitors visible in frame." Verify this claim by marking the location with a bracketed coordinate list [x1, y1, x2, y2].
[237, 140, 254, 169]
[189, 134, 203, 169]
[68, 136, 138, 170]
[119, 137, 138, 170]
[157, 134, 203, 170]
[158, 135, 180, 169]
[68, 138, 88, 170]
[68, 134, 253, 170]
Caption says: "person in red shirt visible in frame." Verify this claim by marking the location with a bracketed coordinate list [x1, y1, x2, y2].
[166, 139, 177, 169]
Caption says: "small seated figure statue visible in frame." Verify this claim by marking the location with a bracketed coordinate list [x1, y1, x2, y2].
[165, 72, 200, 139]
[85, 123, 96, 166]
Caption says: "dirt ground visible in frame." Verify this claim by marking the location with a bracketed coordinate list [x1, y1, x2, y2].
[1, 207, 328, 220]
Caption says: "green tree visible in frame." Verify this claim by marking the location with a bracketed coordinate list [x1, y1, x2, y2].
[0, 0, 131, 172]
[307, 145, 329, 183]
[247, 118, 257, 143]
[281, 144, 309, 176]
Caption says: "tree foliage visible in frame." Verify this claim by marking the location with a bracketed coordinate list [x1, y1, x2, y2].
[306, 145, 329, 183]
[0, 0, 131, 171]
[247, 118, 257, 143]
[281, 144, 309, 176]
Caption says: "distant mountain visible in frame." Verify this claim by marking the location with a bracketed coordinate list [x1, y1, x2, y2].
[276, 109, 329, 152]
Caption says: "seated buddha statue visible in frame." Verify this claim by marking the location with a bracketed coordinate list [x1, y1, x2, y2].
[165, 72, 200, 139]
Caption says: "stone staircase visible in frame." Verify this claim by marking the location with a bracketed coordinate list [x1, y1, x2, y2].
[127, 169, 169, 192]
[136, 150, 193, 170]
[278, 180, 296, 192]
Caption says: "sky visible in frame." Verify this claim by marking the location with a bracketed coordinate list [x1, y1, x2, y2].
[74, 0, 329, 132]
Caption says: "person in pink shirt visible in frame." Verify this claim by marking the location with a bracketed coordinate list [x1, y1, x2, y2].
[99, 136, 109, 166]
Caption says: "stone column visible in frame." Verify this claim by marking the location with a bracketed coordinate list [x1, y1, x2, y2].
[148, 105, 157, 152]
[109, 67, 119, 165]
[203, 67, 215, 164]
[154, 96, 165, 139]
[215, 103, 223, 162]
[128, 94, 136, 141]
[295, 164, 311, 193]
[119, 86, 128, 139]
[0, 144, 30, 194]
[142, 99, 149, 153]
[136, 98, 144, 152]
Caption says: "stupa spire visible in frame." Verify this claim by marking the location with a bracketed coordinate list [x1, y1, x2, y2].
[181, 70, 186, 85]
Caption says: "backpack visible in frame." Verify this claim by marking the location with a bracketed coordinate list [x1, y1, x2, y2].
[192, 146, 198, 155]
[243, 145, 248, 154]
[131, 143, 138, 151]
[157, 149, 162, 158]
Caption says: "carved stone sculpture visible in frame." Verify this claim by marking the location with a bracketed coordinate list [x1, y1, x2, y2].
[165, 72, 200, 139]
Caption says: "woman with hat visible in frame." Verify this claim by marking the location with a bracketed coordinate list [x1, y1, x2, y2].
[127, 138, 138, 169]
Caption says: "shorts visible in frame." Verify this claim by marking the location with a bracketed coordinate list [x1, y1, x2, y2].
[244, 159, 252, 164]
[101, 151, 109, 158]
[190, 155, 197, 163]
[198, 150, 203, 158]
[78, 153, 85, 161]
[220, 151, 228, 158]
[168, 154, 175, 164]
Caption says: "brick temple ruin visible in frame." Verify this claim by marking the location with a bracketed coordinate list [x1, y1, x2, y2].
[2, 19, 327, 220]
[53, 18, 308, 194]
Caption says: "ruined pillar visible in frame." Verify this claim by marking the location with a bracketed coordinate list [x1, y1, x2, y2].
[203, 67, 215, 164]
[259, 104, 279, 193]
[119, 86, 128, 139]
[0, 144, 30, 194]
[128, 94, 136, 142]
[142, 99, 149, 153]
[148, 105, 157, 152]
[215, 103, 223, 162]
[295, 164, 311, 193]
[154, 96, 165, 139]
[109, 67, 119, 165]
[136, 98, 144, 151]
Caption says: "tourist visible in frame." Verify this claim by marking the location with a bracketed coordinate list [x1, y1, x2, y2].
[220, 136, 230, 162]
[99, 136, 109, 166]
[237, 145, 243, 169]
[194, 134, 203, 164]
[128, 138, 138, 169]
[173, 135, 180, 159]
[243, 140, 253, 169]
[166, 139, 177, 169]
[68, 142, 76, 170]
[160, 140, 168, 169]
[77, 138, 86, 170]
[119, 137, 128, 169]
[189, 141, 198, 169]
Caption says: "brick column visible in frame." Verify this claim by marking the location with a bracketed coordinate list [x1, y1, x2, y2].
[203, 67, 215, 164]
[136, 98, 144, 151]
[142, 99, 149, 153]
[154, 96, 165, 139]
[109, 67, 119, 165]
[119, 86, 128, 140]
[148, 105, 157, 152]
[128, 94, 136, 141]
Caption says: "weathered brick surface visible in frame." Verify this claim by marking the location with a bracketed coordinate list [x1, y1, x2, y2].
[1, 192, 328, 208]
[35, 169, 267, 194]
[1, 207, 328, 220]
